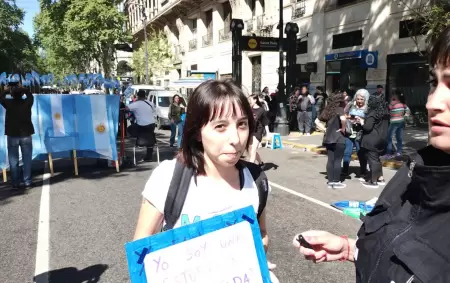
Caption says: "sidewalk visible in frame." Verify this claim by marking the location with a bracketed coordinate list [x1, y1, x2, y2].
[270, 127, 428, 169]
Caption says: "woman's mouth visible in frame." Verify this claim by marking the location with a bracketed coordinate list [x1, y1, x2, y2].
[430, 118, 450, 133]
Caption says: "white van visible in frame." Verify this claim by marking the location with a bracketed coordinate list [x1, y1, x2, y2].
[147, 89, 186, 129]
[127, 85, 186, 129]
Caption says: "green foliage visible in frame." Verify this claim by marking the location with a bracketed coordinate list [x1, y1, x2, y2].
[131, 28, 174, 82]
[116, 60, 133, 76]
[34, 0, 131, 77]
[0, 0, 44, 73]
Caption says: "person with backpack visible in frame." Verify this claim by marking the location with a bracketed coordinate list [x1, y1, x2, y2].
[125, 90, 156, 162]
[133, 79, 277, 277]
[292, 26, 450, 283]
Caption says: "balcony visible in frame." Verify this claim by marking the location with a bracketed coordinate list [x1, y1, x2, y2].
[245, 19, 254, 32]
[189, 39, 197, 51]
[292, 1, 306, 19]
[202, 33, 213, 47]
[256, 15, 264, 30]
[219, 28, 231, 42]
[174, 44, 184, 61]
[325, 0, 367, 12]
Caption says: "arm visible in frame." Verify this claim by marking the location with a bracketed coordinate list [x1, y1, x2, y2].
[308, 94, 316, 105]
[168, 104, 173, 120]
[362, 116, 375, 133]
[340, 115, 346, 132]
[133, 198, 164, 241]
[258, 210, 269, 253]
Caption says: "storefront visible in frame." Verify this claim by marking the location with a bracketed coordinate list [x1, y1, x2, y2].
[324, 49, 378, 94]
[386, 52, 429, 111]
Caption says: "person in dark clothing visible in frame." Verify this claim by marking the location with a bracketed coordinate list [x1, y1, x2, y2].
[267, 89, 278, 132]
[0, 85, 34, 189]
[248, 93, 269, 165]
[320, 91, 347, 189]
[288, 87, 300, 131]
[293, 26, 450, 283]
[297, 85, 315, 135]
[358, 92, 390, 188]
[168, 94, 185, 148]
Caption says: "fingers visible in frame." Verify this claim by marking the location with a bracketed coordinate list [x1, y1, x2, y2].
[267, 261, 277, 270]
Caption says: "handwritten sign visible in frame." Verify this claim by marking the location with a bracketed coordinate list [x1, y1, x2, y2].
[144, 221, 262, 283]
[125, 206, 271, 283]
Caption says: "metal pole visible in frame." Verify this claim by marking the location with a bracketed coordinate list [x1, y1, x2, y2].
[142, 7, 149, 84]
[274, 0, 289, 136]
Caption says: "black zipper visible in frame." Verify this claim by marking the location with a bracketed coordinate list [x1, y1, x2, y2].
[367, 160, 417, 283]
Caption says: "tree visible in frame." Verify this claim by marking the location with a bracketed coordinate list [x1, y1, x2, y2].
[116, 60, 133, 76]
[131, 28, 174, 83]
[396, 0, 450, 52]
[34, 0, 131, 77]
[0, 0, 44, 73]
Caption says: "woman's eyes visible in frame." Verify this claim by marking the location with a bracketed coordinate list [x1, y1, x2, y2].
[214, 122, 248, 130]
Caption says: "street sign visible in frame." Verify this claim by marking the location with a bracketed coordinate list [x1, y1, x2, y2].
[240, 36, 288, 52]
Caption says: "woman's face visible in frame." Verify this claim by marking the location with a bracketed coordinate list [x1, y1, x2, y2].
[201, 101, 250, 168]
[356, 95, 365, 107]
[427, 64, 450, 152]
[174, 96, 180, 103]
[248, 97, 256, 107]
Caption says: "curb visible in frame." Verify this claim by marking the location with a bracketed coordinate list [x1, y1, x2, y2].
[280, 140, 404, 170]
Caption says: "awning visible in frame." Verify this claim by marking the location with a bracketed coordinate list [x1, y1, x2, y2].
[169, 78, 207, 88]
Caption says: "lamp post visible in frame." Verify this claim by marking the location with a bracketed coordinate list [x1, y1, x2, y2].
[230, 19, 244, 87]
[274, 0, 289, 136]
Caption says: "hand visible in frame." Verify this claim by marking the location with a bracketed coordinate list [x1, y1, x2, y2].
[293, 231, 348, 263]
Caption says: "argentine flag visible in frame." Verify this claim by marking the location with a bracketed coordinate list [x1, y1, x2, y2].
[36, 95, 78, 154]
[75, 95, 120, 161]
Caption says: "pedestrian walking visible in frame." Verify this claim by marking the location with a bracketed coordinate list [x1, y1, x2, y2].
[248, 93, 270, 166]
[293, 25, 450, 283]
[319, 91, 347, 189]
[168, 94, 185, 148]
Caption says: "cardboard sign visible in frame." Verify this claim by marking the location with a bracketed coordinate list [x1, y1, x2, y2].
[125, 206, 270, 283]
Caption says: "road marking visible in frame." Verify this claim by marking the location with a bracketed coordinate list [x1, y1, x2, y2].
[157, 137, 341, 213]
[34, 163, 51, 283]
[268, 181, 342, 213]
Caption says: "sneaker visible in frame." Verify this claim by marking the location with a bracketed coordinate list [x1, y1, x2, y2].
[327, 182, 335, 189]
[306, 133, 311, 136]
[332, 182, 347, 189]
[361, 181, 379, 189]
[358, 177, 367, 182]
[377, 179, 386, 186]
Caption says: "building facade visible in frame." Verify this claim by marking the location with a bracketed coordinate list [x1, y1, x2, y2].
[126, 0, 430, 108]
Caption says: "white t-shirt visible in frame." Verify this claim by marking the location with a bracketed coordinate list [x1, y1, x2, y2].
[128, 100, 156, 126]
[142, 159, 261, 229]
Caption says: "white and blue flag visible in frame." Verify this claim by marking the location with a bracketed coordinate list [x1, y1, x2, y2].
[74, 95, 119, 161]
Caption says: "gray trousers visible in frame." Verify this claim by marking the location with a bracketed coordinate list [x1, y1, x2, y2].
[297, 111, 312, 134]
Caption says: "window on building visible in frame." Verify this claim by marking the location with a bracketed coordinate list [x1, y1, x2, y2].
[399, 19, 427, 39]
[296, 40, 307, 54]
[205, 9, 213, 34]
[192, 19, 197, 34]
[337, 0, 358, 6]
[261, 0, 265, 13]
[332, 30, 363, 49]
[156, 80, 161, 86]
[249, 0, 256, 16]
[223, 2, 232, 31]
[191, 64, 198, 71]
[165, 70, 170, 75]
[164, 79, 169, 87]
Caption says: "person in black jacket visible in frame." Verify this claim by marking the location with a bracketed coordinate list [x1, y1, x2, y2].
[358, 92, 390, 189]
[0, 85, 34, 189]
[292, 25, 450, 283]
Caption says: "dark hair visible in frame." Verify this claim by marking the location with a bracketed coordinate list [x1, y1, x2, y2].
[319, 91, 344, 122]
[430, 25, 450, 68]
[172, 94, 180, 103]
[393, 89, 406, 104]
[376, 85, 383, 89]
[178, 80, 255, 174]
[250, 93, 263, 108]
[316, 86, 324, 92]
[137, 90, 146, 98]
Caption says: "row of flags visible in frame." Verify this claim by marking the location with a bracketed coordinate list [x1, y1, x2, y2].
[0, 95, 120, 169]
[0, 71, 121, 89]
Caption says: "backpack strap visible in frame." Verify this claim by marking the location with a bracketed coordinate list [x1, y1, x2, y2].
[239, 160, 269, 219]
[162, 160, 194, 231]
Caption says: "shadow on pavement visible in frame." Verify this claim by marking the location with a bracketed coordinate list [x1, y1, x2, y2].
[34, 264, 108, 283]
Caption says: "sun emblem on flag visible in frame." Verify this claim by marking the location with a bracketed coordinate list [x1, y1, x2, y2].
[96, 124, 106, 133]
[54, 113, 61, 120]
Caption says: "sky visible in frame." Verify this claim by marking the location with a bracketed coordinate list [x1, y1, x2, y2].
[16, 0, 40, 37]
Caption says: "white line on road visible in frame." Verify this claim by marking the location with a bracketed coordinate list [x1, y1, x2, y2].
[34, 164, 51, 283]
[269, 181, 342, 213]
[157, 137, 341, 214]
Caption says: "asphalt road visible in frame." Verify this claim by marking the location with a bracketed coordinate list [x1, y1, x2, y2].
[0, 129, 398, 283]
